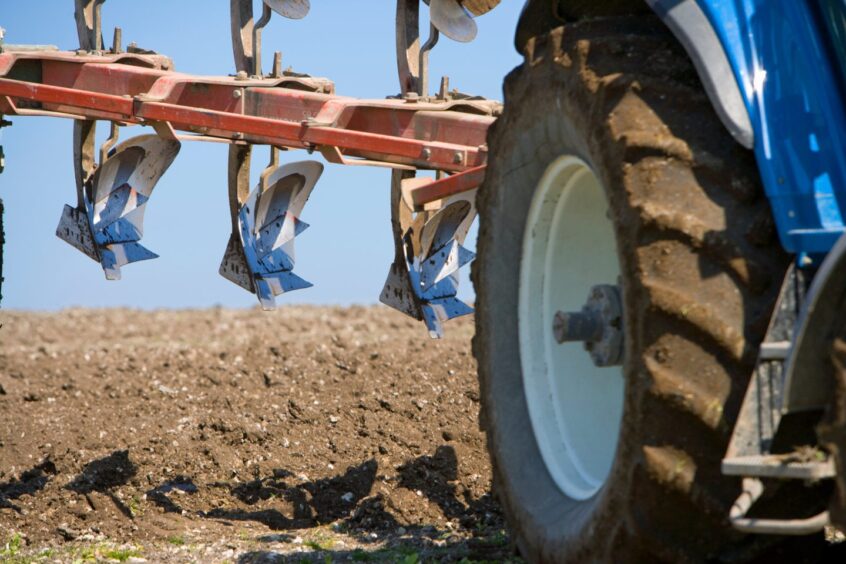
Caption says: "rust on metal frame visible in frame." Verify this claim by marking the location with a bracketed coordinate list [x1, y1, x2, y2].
[0, 51, 494, 175]
[406, 165, 486, 209]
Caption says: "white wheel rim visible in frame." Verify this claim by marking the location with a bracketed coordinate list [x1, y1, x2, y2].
[518, 155, 625, 500]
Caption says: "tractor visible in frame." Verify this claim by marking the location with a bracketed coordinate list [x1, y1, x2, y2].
[2, 0, 846, 562]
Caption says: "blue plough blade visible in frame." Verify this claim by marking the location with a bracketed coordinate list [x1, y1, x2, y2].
[56, 134, 180, 279]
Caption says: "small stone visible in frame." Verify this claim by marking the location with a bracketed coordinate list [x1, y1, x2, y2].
[442, 430, 454, 442]
[329, 415, 339, 424]
[341, 492, 354, 503]
[56, 524, 78, 540]
[378, 445, 388, 455]
[396, 527, 407, 535]
[292, 536, 303, 545]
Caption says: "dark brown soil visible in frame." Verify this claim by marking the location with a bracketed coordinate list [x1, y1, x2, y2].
[0, 307, 515, 562]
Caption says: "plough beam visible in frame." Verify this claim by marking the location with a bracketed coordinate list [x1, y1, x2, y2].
[0, 52, 494, 173]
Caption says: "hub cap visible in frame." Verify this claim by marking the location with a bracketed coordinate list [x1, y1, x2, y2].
[518, 155, 625, 500]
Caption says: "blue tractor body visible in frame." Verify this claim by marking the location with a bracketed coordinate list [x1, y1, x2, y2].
[655, 0, 846, 257]
[703, 0, 846, 256]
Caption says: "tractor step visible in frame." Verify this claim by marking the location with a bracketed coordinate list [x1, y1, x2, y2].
[730, 477, 831, 535]
[722, 264, 835, 534]
[722, 453, 836, 480]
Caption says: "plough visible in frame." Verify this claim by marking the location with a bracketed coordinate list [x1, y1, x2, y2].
[0, 0, 501, 336]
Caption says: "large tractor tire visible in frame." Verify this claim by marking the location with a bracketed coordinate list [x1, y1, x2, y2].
[515, 0, 650, 51]
[472, 17, 826, 563]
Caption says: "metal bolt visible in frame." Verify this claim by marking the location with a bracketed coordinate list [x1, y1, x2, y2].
[421, 148, 432, 160]
[438, 76, 450, 100]
[272, 52, 283, 78]
[235, 70, 248, 81]
[233, 90, 243, 99]
[404, 92, 419, 103]
[452, 152, 463, 165]
[112, 27, 122, 54]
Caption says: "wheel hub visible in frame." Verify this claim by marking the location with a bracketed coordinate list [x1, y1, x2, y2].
[518, 155, 625, 501]
[554, 284, 624, 367]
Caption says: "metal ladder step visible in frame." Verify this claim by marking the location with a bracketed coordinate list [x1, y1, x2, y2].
[759, 340, 791, 360]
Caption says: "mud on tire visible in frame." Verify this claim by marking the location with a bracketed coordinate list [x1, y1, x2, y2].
[472, 17, 825, 563]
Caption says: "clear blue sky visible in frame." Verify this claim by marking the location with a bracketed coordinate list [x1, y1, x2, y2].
[0, 1, 523, 310]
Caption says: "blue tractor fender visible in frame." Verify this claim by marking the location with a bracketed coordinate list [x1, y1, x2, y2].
[647, 0, 846, 257]
[645, 0, 753, 148]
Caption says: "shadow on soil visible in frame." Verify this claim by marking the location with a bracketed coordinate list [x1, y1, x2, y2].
[397, 445, 498, 528]
[0, 459, 57, 512]
[135, 444, 508, 560]
[142, 445, 498, 530]
[66, 449, 138, 518]
[202, 458, 380, 529]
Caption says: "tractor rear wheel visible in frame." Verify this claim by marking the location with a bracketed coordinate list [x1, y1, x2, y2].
[473, 17, 825, 562]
